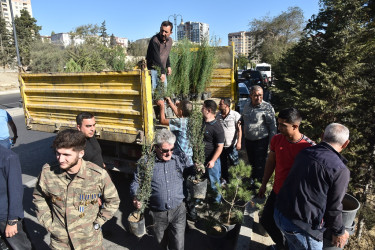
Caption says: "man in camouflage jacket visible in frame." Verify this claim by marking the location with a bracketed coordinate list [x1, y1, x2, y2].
[33, 129, 120, 249]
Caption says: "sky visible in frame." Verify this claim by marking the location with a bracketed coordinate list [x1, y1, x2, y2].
[31, 0, 321, 45]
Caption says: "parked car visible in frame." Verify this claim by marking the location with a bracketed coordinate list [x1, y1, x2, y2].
[236, 82, 250, 114]
[241, 69, 266, 88]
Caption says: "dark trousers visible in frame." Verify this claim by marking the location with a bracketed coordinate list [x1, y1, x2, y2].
[220, 146, 239, 183]
[0, 220, 32, 250]
[150, 202, 186, 250]
[245, 137, 269, 182]
[259, 191, 286, 249]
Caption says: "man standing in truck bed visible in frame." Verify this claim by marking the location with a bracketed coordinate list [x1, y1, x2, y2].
[146, 21, 173, 91]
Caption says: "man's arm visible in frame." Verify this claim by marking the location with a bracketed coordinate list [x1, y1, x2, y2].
[7, 112, 18, 144]
[258, 151, 276, 197]
[33, 170, 53, 231]
[5, 153, 23, 237]
[165, 97, 179, 116]
[95, 170, 120, 226]
[156, 100, 169, 125]
[235, 113, 242, 150]
[130, 165, 141, 208]
[207, 144, 224, 169]
[266, 106, 277, 143]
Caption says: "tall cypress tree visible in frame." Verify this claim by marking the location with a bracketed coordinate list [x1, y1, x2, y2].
[0, 17, 15, 68]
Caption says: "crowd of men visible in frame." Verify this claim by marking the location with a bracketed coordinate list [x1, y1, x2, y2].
[0, 20, 351, 250]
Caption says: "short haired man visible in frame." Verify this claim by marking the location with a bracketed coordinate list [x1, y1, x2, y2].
[202, 100, 224, 203]
[157, 98, 194, 165]
[0, 146, 32, 249]
[258, 108, 315, 250]
[33, 129, 120, 249]
[131, 129, 192, 250]
[216, 98, 242, 183]
[240, 85, 277, 182]
[146, 21, 173, 91]
[0, 109, 18, 149]
[274, 123, 351, 249]
[76, 112, 104, 168]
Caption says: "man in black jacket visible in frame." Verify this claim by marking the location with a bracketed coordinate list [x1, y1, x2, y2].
[274, 123, 350, 249]
[146, 21, 173, 91]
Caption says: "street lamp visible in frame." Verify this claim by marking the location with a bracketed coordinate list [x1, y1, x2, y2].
[168, 14, 183, 41]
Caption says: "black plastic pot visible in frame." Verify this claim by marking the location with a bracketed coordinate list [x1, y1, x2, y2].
[128, 212, 146, 238]
[187, 178, 207, 199]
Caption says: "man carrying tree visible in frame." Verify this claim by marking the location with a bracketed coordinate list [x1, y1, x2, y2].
[146, 21, 173, 91]
[131, 129, 192, 250]
[258, 108, 315, 250]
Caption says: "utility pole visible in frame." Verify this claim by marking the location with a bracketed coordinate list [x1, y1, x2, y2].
[168, 14, 183, 41]
[8, 0, 22, 69]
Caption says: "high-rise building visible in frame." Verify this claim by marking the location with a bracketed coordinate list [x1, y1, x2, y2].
[0, 0, 33, 27]
[228, 31, 257, 59]
[177, 21, 209, 43]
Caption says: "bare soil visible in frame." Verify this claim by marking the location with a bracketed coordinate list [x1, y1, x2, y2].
[0, 72, 19, 92]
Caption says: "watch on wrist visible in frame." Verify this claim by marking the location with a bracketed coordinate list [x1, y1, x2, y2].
[93, 223, 100, 230]
[7, 220, 18, 226]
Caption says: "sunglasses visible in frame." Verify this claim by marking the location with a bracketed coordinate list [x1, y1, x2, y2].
[158, 146, 174, 154]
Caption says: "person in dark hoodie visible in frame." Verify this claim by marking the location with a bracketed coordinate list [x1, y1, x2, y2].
[146, 21, 173, 91]
[274, 123, 351, 249]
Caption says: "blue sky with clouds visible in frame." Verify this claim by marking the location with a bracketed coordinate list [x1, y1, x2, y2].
[31, 0, 321, 45]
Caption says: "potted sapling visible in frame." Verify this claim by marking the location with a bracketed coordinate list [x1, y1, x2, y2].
[186, 104, 207, 199]
[128, 142, 155, 237]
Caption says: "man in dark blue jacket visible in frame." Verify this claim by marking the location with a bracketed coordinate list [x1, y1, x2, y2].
[274, 123, 350, 249]
[0, 146, 32, 249]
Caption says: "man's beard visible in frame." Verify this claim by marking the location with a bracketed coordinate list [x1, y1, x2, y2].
[61, 156, 80, 171]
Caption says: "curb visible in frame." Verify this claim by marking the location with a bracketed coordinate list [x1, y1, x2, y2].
[6, 107, 24, 117]
[0, 89, 20, 96]
[235, 201, 254, 250]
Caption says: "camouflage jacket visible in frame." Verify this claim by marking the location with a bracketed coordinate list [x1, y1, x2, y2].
[33, 160, 120, 250]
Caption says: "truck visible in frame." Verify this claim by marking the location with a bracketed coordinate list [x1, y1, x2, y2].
[19, 45, 237, 174]
[255, 63, 272, 83]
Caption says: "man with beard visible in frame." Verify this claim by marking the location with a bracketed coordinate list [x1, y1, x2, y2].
[33, 129, 120, 249]
[146, 21, 173, 91]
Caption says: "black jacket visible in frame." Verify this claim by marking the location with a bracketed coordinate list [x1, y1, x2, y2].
[275, 142, 350, 241]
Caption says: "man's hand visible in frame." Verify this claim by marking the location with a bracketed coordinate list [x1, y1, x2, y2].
[160, 74, 166, 82]
[12, 136, 17, 145]
[98, 198, 102, 207]
[165, 97, 172, 105]
[167, 67, 172, 76]
[236, 141, 241, 151]
[5, 224, 18, 238]
[156, 100, 165, 107]
[258, 184, 266, 198]
[133, 198, 142, 209]
[332, 230, 349, 248]
[206, 160, 215, 169]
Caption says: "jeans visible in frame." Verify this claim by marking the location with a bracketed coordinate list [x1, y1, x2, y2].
[206, 158, 222, 203]
[259, 191, 286, 249]
[0, 220, 32, 250]
[220, 146, 239, 183]
[274, 208, 323, 250]
[0, 138, 11, 149]
[245, 137, 269, 182]
[151, 69, 168, 92]
[150, 202, 186, 250]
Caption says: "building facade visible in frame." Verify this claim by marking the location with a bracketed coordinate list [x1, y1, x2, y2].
[0, 0, 32, 27]
[177, 21, 209, 43]
[228, 31, 254, 57]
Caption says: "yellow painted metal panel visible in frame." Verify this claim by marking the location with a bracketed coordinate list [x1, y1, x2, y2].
[20, 71, 150, 143]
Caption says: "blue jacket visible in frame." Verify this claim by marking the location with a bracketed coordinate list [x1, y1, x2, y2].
[275, 142, 350, 241]
[0, 146, 24, 221]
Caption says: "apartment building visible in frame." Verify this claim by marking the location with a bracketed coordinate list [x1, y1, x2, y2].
[0, 0, 32, 27]
[177, 21, 209, 43]
[228, 31, 256, 57]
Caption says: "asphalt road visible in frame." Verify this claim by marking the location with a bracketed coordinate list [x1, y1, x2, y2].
[8, 109, 228, 250]
[0, 92, 21, 109]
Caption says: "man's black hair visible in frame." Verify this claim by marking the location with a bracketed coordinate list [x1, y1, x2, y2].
[203, 100, 217, 114]
[221, 98, 231, 107]
[76, 112, 94, 126]
[278, 107, 302, 124]
[180, 100, 193, 117]
[53, 129, 86, 152]
[161, 21, 173, 31]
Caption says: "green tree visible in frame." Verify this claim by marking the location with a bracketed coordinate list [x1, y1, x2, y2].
[0, 17, 15, 68]
[110, 33, 116, 47]
[99, 20, 108, 46]
[237, 55, 249, 69]
[273, 0, 375, 241]
[14, 9, 41, 66]
[127, 39, 149, 56]
[30, 41, 67, 72]
[248, 6, 304, 66]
